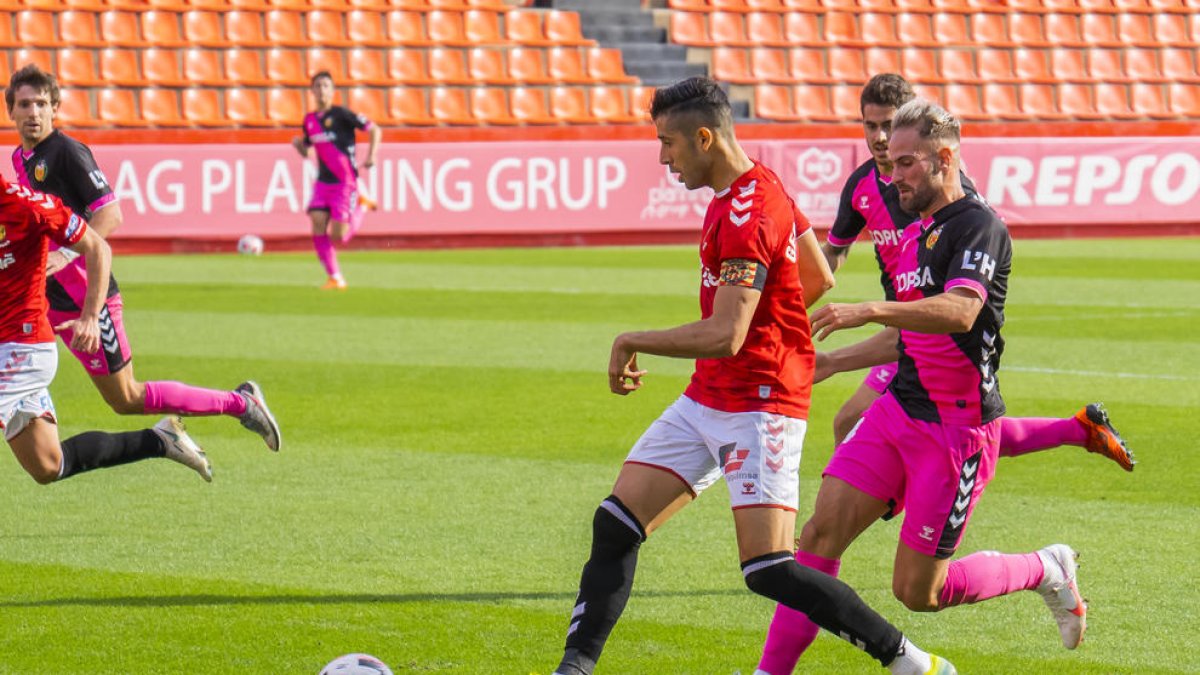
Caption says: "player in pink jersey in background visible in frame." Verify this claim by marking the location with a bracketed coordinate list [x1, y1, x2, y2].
[5, 65, 281, 464]
[292, 71, 381, 291]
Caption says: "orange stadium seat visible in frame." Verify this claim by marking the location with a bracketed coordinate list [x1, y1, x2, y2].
[307, 47, 345, 80]
[347, 48, 392, 85]
[507, 86, 557, 124]
[224, 11, 271, 47]
[754, 84, 795, 121]
[943, 83, 986, 119]
[752, 47, 797, 83]
[747, 12, 792, 47]
[467, 0, 513, 11]
[183, 11, 229, 47]
[0, 15, 16, 48]
[464, 9, 504, 44]
[939, 48, 975, 82]
[588, 48, 637, 84]
[347, 87, 397, 125]
[976, 49, 1016, 81]
[860, 13, 899, 47]
[307, 10, 353, 47]
[931, 0, 972, 11]
[668, 0, 710, 8]
[712, 0, 752, 8]
[1008, 13, 1047, 47]
[141, 11, 187, 47]
[346, 10, 390, 46]
[229, 0, 272, 9]
[182, 48, 227, 86]
[550, 86, 597, 123]
[1130, 82, 1171, 118]
[56, 49, 104, 86]
[387, 48, 433, 83]
[387, 11, 432, 46]
[897, 14, 938, 47]
[902, 47, 942, 82]
[11, 48, 54, 73]
[707, 12, 750, 47]
[629, 84, 655, 121]
[864, 0, 901, 10]
[16, 11, 61, 48]
[427, 47, 472, 84]
[1080, 0, 1120, 10]
[783, 13, 822, 46]
[894, 0, 933, 10]
[747, 0, 789, 9]
[830, 84, 861, 119]
[1018, 83, 1068, 118]
[1094, 82, 1137, 118]
[426, 10, 470, 46]
[788, 48, 828, 83]
[430, 86, 476, 125]
[225, 48, 273, 85]
[1045, 13, 1088, 47]
[591, 86, 640, 123]
[468, 47, 514, 84]
[1042, 0, 1083, 11]
[181, 88, 232, 127]
[778, 0, 821, 6]
[470, 87, 519, 125]
[266, 87, 305, 124]
[545, 10, 593, 46]
[347, 0, 387, 8]
[547, 46, 593, 83]
[56, 89, 105, 127]
[388, 87, 439, 126]
[1168, 81, 1200, 116]
[828, 48, 867, 82]
[712, 47, 755, 84]
[1046, 47, 1089, 82]
[1115, 14, 1155, 47]
[98, 88, 149, 127]
[1002, 0, 1047, 11]
[1161, 48, 1199, 81]
[225, 88, 275, 126]
[823, 12, 861, 46]
[59, 11, 106, 48]
[507, 47, 552, 83]
[820, 0, 856, 10]
[265, 48, 308, 85]
[140, 89, 189, 127]
[1057, 82, 1102, 118]
[970, 14, 1012, 47]
[1122, 48, 1161, 81]
[1152, 14, 1194, 47]
[1146, 0, 1188, 10]
[865, 46, 901, 73]
[931, 12, 970, 45]
[1079, 13, 1121, 47]
[913, 82, 943, 104]
[100, 48, 146, 85]
[1083, 47, 1122, 81]
[143, 48, 190, 86]
[265, 10, 310, 46]
[506, 9, 556, 46]
[982, 83, 1024, 119]
[100, 12, 146, 47]
[189, 0, 235, 9]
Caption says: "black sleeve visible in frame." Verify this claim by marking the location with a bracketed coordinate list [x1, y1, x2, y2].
[61, 140, 113, 216]
[827, 167, 867, 247]
[944, 210, 1011, 299]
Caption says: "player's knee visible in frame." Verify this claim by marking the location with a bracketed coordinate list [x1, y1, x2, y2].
[742, 553, 802, 604]
[589, 496, 645, 562]
[105, 395, 143, 416]
[25, 459, 60, 485]
[892, 578, 940, 612]
[797, 515, 842, 556]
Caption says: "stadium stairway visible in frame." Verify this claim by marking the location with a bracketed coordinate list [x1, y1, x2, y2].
[550, 0, 753, 119]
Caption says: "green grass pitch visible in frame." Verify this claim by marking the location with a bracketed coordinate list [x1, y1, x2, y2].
[0, 238, 1196, 674]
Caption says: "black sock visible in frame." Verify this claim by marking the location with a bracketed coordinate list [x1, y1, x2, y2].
[743, 552, 904, 666]
[557, 495, 646, 675]
[58, 429, 165, 480]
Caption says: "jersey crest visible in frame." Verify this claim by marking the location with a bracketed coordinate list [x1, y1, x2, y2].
[33, 160, 47, 182]
[926, 226, 943, 249]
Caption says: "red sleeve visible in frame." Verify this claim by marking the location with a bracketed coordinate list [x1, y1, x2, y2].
[20, 187, 89, 248]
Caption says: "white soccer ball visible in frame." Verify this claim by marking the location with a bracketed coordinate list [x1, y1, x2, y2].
[319, 654, 392, 675]
[237, 234, 264, 256]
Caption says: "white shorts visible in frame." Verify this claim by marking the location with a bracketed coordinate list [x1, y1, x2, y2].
[0, 342, 58, 441]
[625, 395, 806, 511]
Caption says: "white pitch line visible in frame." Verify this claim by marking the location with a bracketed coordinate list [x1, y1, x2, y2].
[1006, 366, 1194, 381]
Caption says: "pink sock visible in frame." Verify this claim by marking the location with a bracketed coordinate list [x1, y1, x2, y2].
[938, 551, 1044, 608]
[342, 206, 365, 243]
[999, 416, 1087, 457]
[144, 381, 247, 417]
[756, 551, 840, 675]
[312, 234, 340, 277]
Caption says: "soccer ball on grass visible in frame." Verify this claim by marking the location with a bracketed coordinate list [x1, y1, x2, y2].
[319, 653, 392, 675]
[237, 234, 264, 256]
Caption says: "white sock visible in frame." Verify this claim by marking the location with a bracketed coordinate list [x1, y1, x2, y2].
[886, 637, 933, 675]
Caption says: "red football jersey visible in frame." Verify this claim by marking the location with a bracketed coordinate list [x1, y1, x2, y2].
[684, 162, 816, 419]
[0, 178, 88, 344]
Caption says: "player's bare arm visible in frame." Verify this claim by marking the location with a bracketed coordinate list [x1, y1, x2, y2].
[796, 229, 835, 307]
[811, 287, 982, 341]
[815, 327, 902, 384]
[45, 202, 121, 275]
[820, 241, 851, 275]
[56, 227, 111, 354]
[608, 284, 761, 395]
[362, 124, 382, 170]
[291, 136, 311, 158]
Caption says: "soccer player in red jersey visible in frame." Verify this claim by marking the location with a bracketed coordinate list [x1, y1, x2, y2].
[5, 66, 281, 462]
[551, 78, 956, 675]
[292, 71, 381, 291]
[754, 100, 1088, 675]
[1, 177, 213, 484]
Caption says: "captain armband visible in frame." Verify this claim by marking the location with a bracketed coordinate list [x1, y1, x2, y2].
[719, 258, 768, 291]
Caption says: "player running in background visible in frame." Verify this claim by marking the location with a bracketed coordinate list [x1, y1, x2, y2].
[819, 74, 1133, 470]
[552, 78, 956, 675]
[755, 100, 1089, 675]
[5, 65, 281, 462]
[2, 176, 213, 485]
[292, 71, 381, 291]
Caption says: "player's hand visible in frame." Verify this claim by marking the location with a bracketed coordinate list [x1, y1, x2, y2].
[810, 302, 875, 341]
[361, 157, 376, 170]
[56, 316, 100, 354]
[44, 250, 71, 276]
[813, 350, 834, 384]
[608, 337, 647, 395]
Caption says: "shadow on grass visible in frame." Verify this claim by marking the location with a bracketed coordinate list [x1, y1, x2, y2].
[0, 588, 745, 608]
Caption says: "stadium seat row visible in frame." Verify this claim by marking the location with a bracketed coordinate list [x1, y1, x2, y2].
[4, 45, 636, 88]
[0, 0, 532, 11]
[755, 81, 1200, 121]
[0, 8, 592, 49]
[667, 0, 1199, 14]
[670, 10, 1200, 48]
[7, 84, 653, 128]
[711, 46, 1200, 85]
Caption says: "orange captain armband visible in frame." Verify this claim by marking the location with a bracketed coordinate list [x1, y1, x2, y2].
[719, 258, 768, 290]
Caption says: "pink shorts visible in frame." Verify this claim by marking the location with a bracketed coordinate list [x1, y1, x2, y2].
[46, 294, 132, 376]
[823, 390, 1000, 559]
[308, 181, 357, 224]
[864, 363, 896, 394]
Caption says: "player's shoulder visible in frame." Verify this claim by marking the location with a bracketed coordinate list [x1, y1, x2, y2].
[847, 158, 878, 184]
[940, 195, 1008, 236]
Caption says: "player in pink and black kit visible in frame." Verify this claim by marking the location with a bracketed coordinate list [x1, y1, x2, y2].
[552, 78, 956, 675]
[5, 65, 280, 468]
[753, 100, 1089, 675]
[293, 71, 381, 291]
[818, 74, 1133, 472]
[1, 175, 212, 485]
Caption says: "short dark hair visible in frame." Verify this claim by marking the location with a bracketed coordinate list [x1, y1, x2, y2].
[860, 73, 915, 113]
[311, 71, 334, 87]
[650, 77, 732, 131]
[6, 64, 60, 113]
